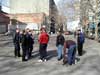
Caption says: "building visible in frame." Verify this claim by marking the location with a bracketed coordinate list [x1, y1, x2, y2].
[10, 0, 49, 15]
[9, 0, 49, 31]
[49, 0, 59, 33]
[80, 0, 100, 39]
[0, 2, 10, 33]
[9, 13, 46, 30]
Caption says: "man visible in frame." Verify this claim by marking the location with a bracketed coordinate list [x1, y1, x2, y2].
[38, 27, 49, 62]
[77, 30, 85, 56]
[28, 30, 34, 58]
[21, 30, 27, 61]
[25, 28, 31, 60]
[13, 28, 21, 57]
[63, 40, 76, 65]
[56, 31, 65, 61]
[21, 29, 31, 61]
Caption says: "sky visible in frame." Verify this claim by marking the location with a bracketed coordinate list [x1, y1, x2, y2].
[54, 0, 80, 30]
[0, 0, 9, 7]
[0, 0, 10, 13]
[1, 0, 78, 15]
[55, 0, 76, 21]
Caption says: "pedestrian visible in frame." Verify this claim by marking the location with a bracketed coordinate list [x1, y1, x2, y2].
[63, 40, 76, 65]
[38, 27, 49, 62]
[21, 30, 27, 61]
[56, 31, 65, 61]
[77, 30, 85, 56]
[25, 28, 31, 60]
[13, 28, 21, 57]
[74, 30, 77, 38]
[28, 30, 34, 59]
[21, 29, 30, 61]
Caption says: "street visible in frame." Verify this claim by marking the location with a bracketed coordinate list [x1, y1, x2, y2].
[0, 34, 100, 75]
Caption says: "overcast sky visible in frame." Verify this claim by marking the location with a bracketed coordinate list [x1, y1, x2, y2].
[1, 0, 78, 15]
[1, 0, 9, 6]
[0, 0, 10, 13]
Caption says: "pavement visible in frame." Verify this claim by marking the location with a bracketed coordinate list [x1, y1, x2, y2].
[0, 34, 100, 75]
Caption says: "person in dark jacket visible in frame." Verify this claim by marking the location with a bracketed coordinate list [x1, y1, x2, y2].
[56, 31, 65, 61]
[28, 30, 34, 58]
[63, 40, 76, 65]
[77, 30, 85, 56]
[13, 28, 21, 57]
[21, 29, 30, 61]
[38, 27, 49, 62]
[21, 30, 27, 61]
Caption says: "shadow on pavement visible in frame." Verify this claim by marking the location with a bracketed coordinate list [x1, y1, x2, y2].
[47, 50, 57, 60]
[30, 51, 39, 59]
[82, 50, 86, 56]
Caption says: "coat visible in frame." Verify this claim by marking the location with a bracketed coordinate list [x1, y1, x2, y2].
[38, 32, 49, 44]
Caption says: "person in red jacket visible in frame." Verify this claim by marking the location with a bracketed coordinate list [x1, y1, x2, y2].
[38, 27, 49, 62]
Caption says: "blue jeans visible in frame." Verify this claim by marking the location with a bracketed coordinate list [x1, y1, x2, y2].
[67, 45, 76, 65]
[57, 45, 63, 59]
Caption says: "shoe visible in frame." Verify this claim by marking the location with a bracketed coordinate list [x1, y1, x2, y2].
[58, 58, 61, 61]
[18, 55, 21, 57]
[58, 58, 62, 61]
[58, 56, 63, 61]
[22, 59, 27, 62]
[38, 59, 43, 62]
[43, 59, 47, 62]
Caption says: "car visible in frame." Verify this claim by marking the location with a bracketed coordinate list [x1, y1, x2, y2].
[64, 31, 73, 35]
[88, 33, 95, 40]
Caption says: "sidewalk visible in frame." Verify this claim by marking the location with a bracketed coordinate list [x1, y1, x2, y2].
[0, 34, 100, 75]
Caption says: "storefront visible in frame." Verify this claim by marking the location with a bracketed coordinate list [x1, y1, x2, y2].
[0, 13, 10, 33]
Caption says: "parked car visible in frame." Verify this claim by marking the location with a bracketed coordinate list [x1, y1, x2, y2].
[88, 32, 95, 40]
[64, 31, 73, 35]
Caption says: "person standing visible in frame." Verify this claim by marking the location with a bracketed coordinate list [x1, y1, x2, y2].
[13, 28, 21, 57]
[28, 30, 34, 59]
[21, 30, 30, 61]
[63, 40, 76, 65]
[56, 31, 65, 61]
[77, 30, 85, 56]
[38, 28, 49, 62]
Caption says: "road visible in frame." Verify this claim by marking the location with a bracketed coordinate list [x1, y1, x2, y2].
[0, 34, 100, 75]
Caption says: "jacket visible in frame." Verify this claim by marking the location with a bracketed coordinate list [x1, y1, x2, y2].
[77, 33, 85, 44]
[13, 32, 20, 44]
[38, 32, 49, 44]
[56, 34, 65, 46]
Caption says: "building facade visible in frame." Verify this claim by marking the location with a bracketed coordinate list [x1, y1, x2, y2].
[9, 0, 49, 31]
[0, 2, 10, 33]
[10, 0, 49, 15]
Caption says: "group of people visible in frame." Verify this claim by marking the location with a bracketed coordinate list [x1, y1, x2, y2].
[13, 28, 34, 61]
[56, 29, 85, 65]
[13, 27, 49, 62]
[13, 27, 85, 65]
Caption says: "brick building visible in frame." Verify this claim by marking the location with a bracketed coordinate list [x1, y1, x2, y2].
[9, 13, 46, 30]
[0, 6, 10, 33]
[9, 0, 50, 31]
